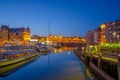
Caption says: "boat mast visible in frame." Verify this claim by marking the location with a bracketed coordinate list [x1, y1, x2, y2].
[48, 19, 50, 36]
[48, 19, 50, 78]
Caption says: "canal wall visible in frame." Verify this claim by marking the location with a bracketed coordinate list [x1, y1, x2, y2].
[118, 55, 120, 80]
[74, 50, 118, 80]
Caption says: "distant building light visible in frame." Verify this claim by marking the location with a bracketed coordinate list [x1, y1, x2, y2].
[30, 39, 38, 42]
[41, 42, 45, 44]
[101, 24, 106, 29]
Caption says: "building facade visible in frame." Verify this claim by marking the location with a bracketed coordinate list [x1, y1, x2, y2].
[86, 28, 100, 45]
[100, 24, 107, 43]
[10, 27, 30, 44]
[0, 25, 9, 45]
[86, 20, 120, 45]
[39, 34, 86, 43]
[106, 20, 120, 43]
[0, 25, 30, 46]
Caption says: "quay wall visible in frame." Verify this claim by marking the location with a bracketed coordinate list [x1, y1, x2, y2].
[74, 50, 118, 80]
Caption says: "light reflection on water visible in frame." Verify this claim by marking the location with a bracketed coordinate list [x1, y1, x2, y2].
[0, 47, 95, 80]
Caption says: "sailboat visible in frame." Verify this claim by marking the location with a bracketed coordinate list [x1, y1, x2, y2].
[54, 43, 61, 49]
[35, 43, 50, 53]
[35, 20, 53, 53]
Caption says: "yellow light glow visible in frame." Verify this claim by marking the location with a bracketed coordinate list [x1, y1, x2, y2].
[59, 48, 62, 53]
[113, 32, 116, 36]
[101, 24, 106, 29]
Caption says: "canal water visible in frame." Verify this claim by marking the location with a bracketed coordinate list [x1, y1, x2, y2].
[0, 48, 95, 80]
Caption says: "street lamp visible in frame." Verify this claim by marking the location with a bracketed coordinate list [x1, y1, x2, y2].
[117, 35, 119, 38]
[113, 32, 116, 43]
[81, 47, 85, 53]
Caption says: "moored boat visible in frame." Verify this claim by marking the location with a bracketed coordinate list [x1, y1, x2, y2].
[0, 55, 38, 77]
[35, 43, 52, 53]
[0, 49, 39, 67]
[39, 46, 49, 52]
[54, 43, 61, 49]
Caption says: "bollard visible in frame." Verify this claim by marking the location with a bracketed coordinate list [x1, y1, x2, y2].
[90, 55, 92, 63]
[98, 53, 102, 69]
[98, 59, 101, 69]
[118, 55, 120, 80]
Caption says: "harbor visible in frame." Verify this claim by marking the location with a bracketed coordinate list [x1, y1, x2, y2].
[0, 0, 120, 80]
[0, 46, 96, 80]
[0, 42, 120, 80]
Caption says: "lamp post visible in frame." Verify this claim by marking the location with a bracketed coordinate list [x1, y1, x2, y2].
[82, 47, 85, 53]
[117, 35, 119, 43]
[113, 32, 116, 43]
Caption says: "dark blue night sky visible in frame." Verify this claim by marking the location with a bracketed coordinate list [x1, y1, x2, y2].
[0, 0, 120, 36]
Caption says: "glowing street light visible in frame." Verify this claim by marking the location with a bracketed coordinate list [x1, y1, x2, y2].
[117, 35, 119, 39]
[113, 32, 116, 43]
[113, 32, 116, 37]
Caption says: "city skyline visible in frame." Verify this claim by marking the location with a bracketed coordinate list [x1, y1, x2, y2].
[0, 0, 120, 36]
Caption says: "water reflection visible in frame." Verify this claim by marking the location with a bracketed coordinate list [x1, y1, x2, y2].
[53, 47, 77, 54]
[49, 48, 95, 80]
[0, 56, 38, 77]
[68, 51, 71, 55]
[0, 47, 95, 80]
